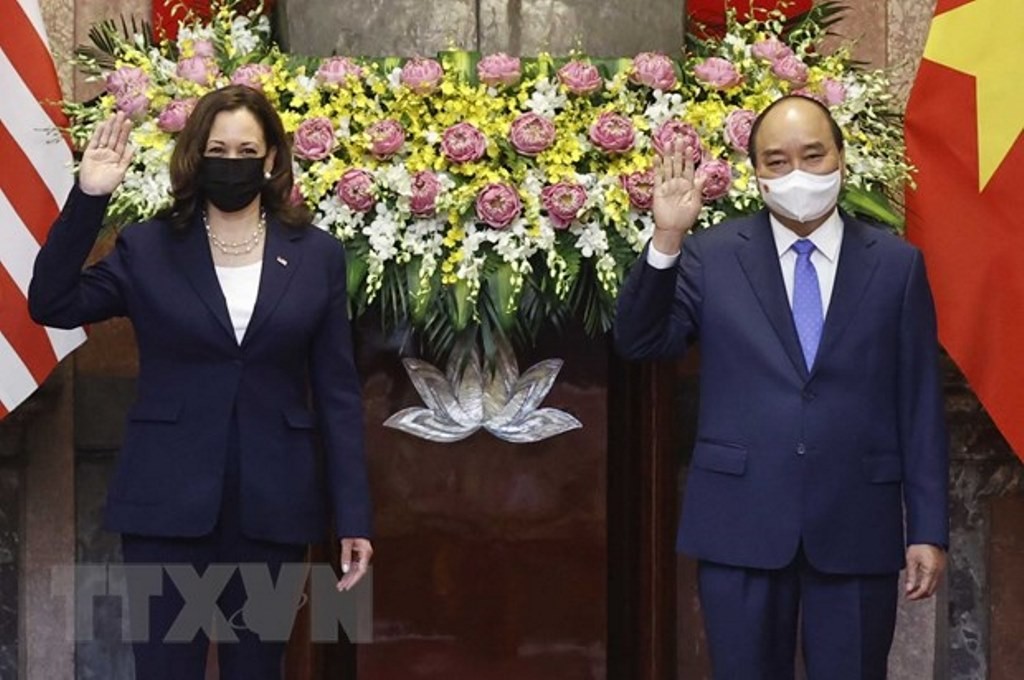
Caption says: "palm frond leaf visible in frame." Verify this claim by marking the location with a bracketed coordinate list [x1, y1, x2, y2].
[75, 16, 156, 70]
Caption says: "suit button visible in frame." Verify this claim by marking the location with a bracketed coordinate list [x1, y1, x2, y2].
[232, 359, 243, 367]
[802, 389, 816, 401]
[796, 443, 807, 455]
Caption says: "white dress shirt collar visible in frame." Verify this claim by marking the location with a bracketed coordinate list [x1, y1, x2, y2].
[770, 208, 844, 262]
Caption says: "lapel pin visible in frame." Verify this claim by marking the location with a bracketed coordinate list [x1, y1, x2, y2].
[276, 256, 288, 267]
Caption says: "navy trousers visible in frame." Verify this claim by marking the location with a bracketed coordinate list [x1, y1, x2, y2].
[120, 416, 308, 680]
[698, 549, 899, 680]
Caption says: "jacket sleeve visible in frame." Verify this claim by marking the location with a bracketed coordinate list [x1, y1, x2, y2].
[612, 235, 704, 361]
[28, 184, 129, 328]
[898, 248, 950, 548]
[310, 239, 373, 539]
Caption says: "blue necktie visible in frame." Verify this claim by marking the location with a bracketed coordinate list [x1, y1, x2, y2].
[792, 239, 823, 370]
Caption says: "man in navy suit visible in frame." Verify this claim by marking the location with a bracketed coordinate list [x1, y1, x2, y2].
[614, 96, 949, 679]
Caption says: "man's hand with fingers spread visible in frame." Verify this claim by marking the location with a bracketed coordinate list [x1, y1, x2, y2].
[650, 139, 707, 255]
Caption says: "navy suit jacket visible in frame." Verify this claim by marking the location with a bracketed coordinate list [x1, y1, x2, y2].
[29, 186, 372, 545]
[614, 210, 948, 574]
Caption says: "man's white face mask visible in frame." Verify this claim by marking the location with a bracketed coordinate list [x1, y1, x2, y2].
[758, 168, 842, 223]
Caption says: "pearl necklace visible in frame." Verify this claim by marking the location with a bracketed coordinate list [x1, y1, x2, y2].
[204, 210, 266, 256]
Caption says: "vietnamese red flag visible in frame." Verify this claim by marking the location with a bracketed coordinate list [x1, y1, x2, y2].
[153, 0, 211, 41]
[687, 0, 813, 38]
[153, 0, 275, 41]
[905, 0, 1024, 459]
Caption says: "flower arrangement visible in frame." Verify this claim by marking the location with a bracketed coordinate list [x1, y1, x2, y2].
[66, 1, 911, 359]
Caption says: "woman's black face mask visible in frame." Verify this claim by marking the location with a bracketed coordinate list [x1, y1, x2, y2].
[199, 156, 267, 212]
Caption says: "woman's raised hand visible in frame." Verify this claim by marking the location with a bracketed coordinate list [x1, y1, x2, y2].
[79, 112, 134, 197]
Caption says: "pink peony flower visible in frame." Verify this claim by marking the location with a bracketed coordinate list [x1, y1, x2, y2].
[230, 63, 272, 92]
[752, 37, 794, 63]
[629, 52, 677, 90]
[366, 119, 406, 159]
[441, 122, 488, 164]
[105, 66, 149, 98]
[156, 98, 196, 133]
[589, 112, 636, 154]
[115, 93, 151, 118]
[621, 169, 655, 211]
[557, 60, 604, 96]
[336, 168, 376, 212]
[315, 57, 364, 85]
[541, 182, 588, 228]
[724, 109, 756, 155]
[509, 112, 556, 156]
[401, 57, 444, 95]
[106, 67, 151, 117]
[771, 54, 809, 86]
[192, 39, 216, 59]
[475, 183, 522, 229]
[696, 158, 733, 202]
[293, 117, 336, 161]
[694, 57, 743, 90]
[410, 171, 441, 217]
[477, 53, 522, 87]
[176, 56, 219, 86]
[822, 78, 847, 106]
[652, 120, 703, 162]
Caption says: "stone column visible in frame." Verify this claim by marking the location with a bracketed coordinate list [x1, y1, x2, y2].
[943, 360, 1022, 680]
[276, 0, 686, 58]
[0, 412, 26, 676]
[9, 1, 78, 678]
[276, 0, 478, 57]
[19, 364, 77, 680]
[478, 0, 684, 56]
[989, 493, 1024, 680]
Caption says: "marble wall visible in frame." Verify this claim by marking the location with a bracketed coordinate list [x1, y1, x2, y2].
[888, 0, 938, 106]
[0, 419, 25, 678]
[277, 0, 685, 57]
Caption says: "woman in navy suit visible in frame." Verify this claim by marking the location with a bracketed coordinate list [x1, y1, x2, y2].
[29, 85, 373, 679]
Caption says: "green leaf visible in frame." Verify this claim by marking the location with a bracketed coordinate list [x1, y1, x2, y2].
[486, 264, 517, 331]
[605, 57, 633, 78]
[842, 185, 904, 231]
[77, 16, 155, 69]
[440, 49, 477, 84]
[408, 259, 440, 325]
[453, 279, 472, 331]
[345, 251, 368, 302]
[795, 1, 849, 33]
[379, 267, 411, 332]
[422, 303, 457, 364]
[534, 54, 552, 79]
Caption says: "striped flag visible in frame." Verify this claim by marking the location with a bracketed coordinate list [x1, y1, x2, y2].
[0, 0, 86, 419]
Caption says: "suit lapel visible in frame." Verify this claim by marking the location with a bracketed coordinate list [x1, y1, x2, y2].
[171, 214, 235, 343]
[241, 217, 304, 347]
[808, 216, 880, 381]
[735, 212, 810, 381]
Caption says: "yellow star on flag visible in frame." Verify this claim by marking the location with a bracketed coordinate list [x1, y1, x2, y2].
[923, 0, 1024, 191]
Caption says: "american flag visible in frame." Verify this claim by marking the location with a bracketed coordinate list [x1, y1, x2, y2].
[0, 0, 86, 418]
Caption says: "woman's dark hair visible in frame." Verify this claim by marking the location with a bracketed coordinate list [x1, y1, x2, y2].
[156, 84, 311, 230]
[747, 94, 845, 164]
